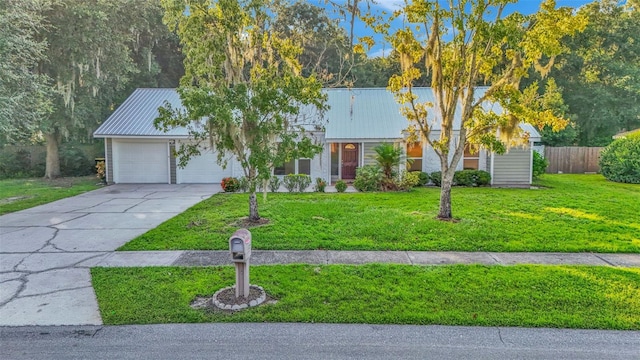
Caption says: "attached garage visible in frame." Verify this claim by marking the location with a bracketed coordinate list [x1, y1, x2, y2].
[176, 145, 232, 184]
[112, 140, 169, 183]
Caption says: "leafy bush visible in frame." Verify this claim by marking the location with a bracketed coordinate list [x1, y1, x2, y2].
[314, 177, 327, 192]
[335, 180, 347, 193]
[268, 176, 281, 192]
[221, 177, 240, 192]
[283, 174, 297, 192]
[296, 174, 312, 192]
[397, 171, 421, 190]
[353, 165, 382, 192]
[431, 170, 491, 187]
[599, 136, 640, 184]
[430, 171, 442, 187]
[475, 170, 491, 186]
[453, 170, 475, 186]
[0, 150, 33, 179]
[59, 145, 93, 177]
[532, 151, 549, 178]
[415, 171, 429, 186]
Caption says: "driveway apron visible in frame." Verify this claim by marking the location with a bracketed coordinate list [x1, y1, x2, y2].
[0, 184, 218, 326]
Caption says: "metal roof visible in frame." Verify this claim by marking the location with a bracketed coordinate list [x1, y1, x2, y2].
[94, 88, 187, 137]
[94, 87, 541, 140]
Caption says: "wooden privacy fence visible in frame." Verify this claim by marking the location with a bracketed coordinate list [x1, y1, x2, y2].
[544, 147, 604, 174]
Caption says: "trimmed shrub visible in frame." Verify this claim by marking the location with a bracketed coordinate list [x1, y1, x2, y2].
[268, 176, 281, 192]
[283, 174, 297, 192]
[221, 177, 240, 192]
[532, 151, 548, 178]
[430, 171, 442, 187]
[296, 174, 312, 192]
[415, 171, 430, 186]
[314, 177, 327, 192]
[599, 136, 640, 184]
[353, 165, 382, 192]
[453, 170, 475, 186]
[475, 170, 491, 186]
[431, 170, 491, 187]
[335, 180, 347, 193]
[397, 171, 421, 190]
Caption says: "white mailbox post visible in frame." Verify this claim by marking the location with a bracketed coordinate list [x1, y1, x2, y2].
[229, 229, 252, 298]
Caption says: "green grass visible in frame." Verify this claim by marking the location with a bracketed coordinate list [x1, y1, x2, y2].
[91, 264, 640, 329]
[120, 174, 640, 253]
[0, 176, 101, 215]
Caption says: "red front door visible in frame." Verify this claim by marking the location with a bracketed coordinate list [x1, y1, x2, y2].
[341, 143, 359, 180]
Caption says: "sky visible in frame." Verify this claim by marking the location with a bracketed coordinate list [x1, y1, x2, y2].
[312, 0, 596, 58]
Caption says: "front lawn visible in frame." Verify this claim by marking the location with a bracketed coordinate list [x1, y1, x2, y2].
[91, 264, 640, 329]
[120, 175, 640, 253]
[0, 176, 102, 215]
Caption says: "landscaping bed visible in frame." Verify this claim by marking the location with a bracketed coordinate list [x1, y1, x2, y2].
[120, 175, 640, 253]
[92, 264, 640, 329]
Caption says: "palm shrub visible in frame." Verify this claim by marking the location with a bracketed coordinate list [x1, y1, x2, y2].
[373, 143, 403, 190]
[599, 135, 640, 183]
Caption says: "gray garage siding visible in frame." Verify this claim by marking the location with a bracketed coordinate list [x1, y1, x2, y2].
[492, 146, 532, 186]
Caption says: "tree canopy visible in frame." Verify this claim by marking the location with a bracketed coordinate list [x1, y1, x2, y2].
[382, 0, 586, 219]
[156, 0, 327, 221]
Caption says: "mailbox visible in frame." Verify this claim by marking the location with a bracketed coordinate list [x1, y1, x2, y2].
[229, 228, 251, 262]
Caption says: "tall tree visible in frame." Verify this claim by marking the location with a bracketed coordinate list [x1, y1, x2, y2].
[37, 0, 142, 178]
[0, 0, 52, 144]
[272, 1, 351, 86]
[546, 0, 640, 146]
[157, 0, 327, 221]
[383, 0, 585, 219]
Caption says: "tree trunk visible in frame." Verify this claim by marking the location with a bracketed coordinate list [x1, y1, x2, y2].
[437, 170, 454, 220]
[44, 132, 61, 179]
[248, 191, 260, 221]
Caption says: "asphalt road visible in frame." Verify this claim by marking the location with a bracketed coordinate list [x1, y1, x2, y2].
[2, 323, 639, 360]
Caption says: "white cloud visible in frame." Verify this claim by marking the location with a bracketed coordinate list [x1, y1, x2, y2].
[373, 0, 404, 11]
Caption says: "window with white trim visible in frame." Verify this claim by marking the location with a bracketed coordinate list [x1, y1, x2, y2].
[406, 142, 423, 172]
[274, 159, 311, 175]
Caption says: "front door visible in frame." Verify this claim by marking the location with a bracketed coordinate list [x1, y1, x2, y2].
[341, 143, 359, 180]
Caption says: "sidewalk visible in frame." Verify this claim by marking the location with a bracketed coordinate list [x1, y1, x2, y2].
[93, 250, 640, 267]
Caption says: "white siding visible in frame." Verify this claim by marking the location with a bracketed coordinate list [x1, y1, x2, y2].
[176, 142, 232, 183]
[491, 146, 532, 186]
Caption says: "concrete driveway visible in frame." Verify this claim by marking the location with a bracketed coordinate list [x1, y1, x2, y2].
[0, 184, 219, 326]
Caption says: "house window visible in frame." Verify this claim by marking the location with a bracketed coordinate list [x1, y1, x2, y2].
[463, 144, 479, 170]
[330, 143, 339, 176]
[274, 159, 311, 175]
[406, 142, 423, 172]
[298, 159, 311, 175]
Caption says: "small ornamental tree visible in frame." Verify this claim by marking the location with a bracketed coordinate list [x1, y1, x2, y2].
[381, 0, 586, 219]
[157, 0, 327, 221]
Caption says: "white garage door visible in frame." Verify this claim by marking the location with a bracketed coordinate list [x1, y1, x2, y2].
[177, 148, 231, 183]
[114, 141, 169, 183]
